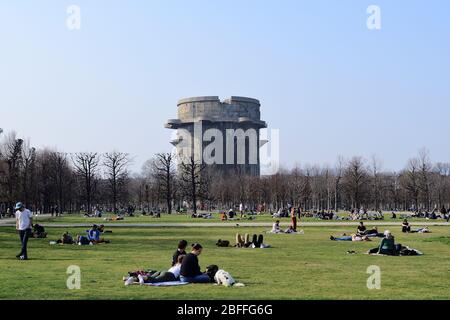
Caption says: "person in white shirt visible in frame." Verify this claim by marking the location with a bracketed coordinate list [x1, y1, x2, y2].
[270, 220, 282, 233]
[15, 202, 33, 260]
[239, 203, 244, 218]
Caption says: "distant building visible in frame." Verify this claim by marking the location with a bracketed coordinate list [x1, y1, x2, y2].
[165, 96, 267, 176]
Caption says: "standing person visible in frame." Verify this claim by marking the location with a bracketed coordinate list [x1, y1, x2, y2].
[180, 243, 211, 283]
[291, 207, 297, 232]
[172, 240, 188, 266]
[15, 202, 33, 260]
[239, 203, 244, 218]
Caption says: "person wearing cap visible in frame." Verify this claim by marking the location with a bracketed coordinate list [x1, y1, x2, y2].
[15, 202, 33, 260]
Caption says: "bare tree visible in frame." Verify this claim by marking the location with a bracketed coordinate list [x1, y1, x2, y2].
[370, 154, 383, 210]
[151, 153, 176, 214]
[72, 152, 100, 214]
[21, 139, 36, 207]
[48, 151, 73, 215]
[179, 156, 209, 214]
[402, 158, 420, 211]
[103, 151, 130, 214]
[343, 156, 368, 209]
[0, 132, 24, 215]
[418, 148, 433, 211]
[334, 156, 345, 212]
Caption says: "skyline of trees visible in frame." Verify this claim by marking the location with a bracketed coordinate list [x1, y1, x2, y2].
[1, 129, 449, 215]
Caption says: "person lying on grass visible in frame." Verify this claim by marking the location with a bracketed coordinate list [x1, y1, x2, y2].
[103, 215, 124, 221]
[356, 226, 384, 237]
[410, 226, 431, 233]
[235, 233, 270, 248]
[330, 234, 372, 241]
[57, 232, 74, 244]
[129, 255, 186, 285]
[180, 243, 213, 283]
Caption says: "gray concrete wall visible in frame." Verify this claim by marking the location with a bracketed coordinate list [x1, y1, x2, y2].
[166, 96, 266, 177]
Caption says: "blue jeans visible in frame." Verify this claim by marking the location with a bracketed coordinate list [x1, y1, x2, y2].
[180, 274, 211, 283]
[18, 229, 31, 258]
[333, 236, 352, 241]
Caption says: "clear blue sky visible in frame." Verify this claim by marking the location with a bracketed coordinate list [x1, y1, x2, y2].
[1, 0, 449, 173]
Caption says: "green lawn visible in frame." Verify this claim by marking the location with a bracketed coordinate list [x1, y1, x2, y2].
[29, 211, 443, 225]
[0, 225, 449, 300]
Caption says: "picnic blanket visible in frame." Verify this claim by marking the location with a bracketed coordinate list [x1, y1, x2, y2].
[143, 281, 189, 287]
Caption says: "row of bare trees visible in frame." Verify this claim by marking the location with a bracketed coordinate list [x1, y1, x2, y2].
[139, 150, 449, 214]
[1, 129, 449, 215]
[0, 131, 131, 216]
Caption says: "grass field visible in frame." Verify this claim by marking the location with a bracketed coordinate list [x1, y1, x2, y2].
[0, 224, 449, 300]
[25, 211, 446, 225]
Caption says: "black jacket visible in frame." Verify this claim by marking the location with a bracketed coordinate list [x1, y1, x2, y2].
[180, 253, 202, 277]
[172, 249, 186, 266]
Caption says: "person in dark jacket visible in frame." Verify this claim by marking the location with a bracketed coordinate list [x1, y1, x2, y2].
[402, 219, 411, 233]
[180, 243, 211, 283]
[172, 240, 188, 266]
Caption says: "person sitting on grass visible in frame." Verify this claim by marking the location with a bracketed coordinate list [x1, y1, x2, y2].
[32, 224, 47, 238]
[367, 230, 396, 255]
[137, 255, 186, 285]
[180, 243, 212, 284]
[220, 211, 228, 221]
[270, 220, 282, 233]
[402, 219, 411, 233]
[87, 225, 110, 244]
[357, 222, 367, 235]
[172, 240, 188, 266]
[330, 234, 371, 241]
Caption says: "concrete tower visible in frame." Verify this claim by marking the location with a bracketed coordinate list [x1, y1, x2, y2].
[165, 96, 267, 176]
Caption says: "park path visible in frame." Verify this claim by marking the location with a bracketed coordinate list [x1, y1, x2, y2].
[0, 215, 448, 228]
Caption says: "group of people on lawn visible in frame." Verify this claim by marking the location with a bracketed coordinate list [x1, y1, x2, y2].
[14, 202, 429, 262]
[125, 240, 214, 285]
[329, 220, 427, 255]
